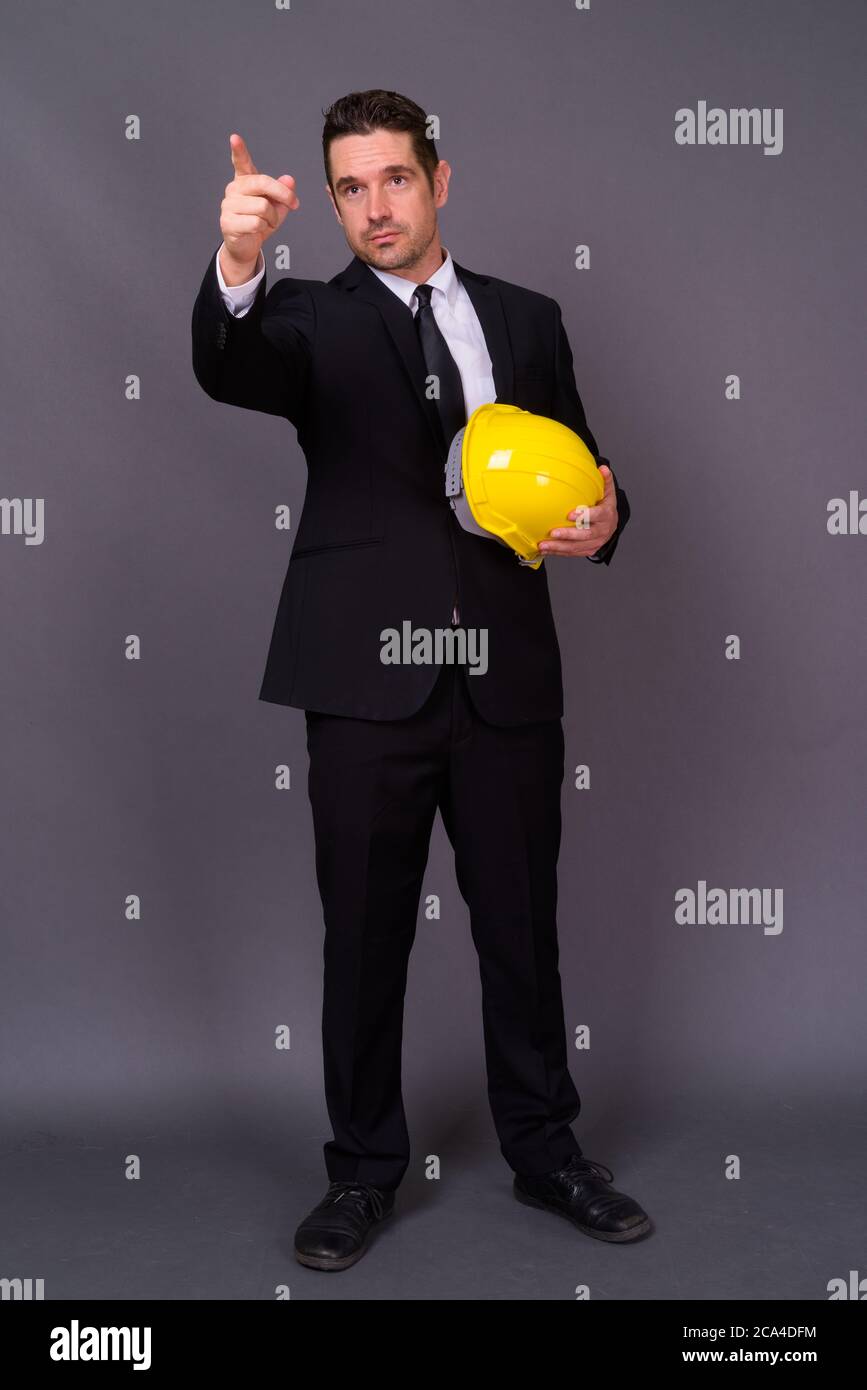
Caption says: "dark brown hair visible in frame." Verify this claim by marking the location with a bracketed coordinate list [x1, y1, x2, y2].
[322, 89, 439, 195]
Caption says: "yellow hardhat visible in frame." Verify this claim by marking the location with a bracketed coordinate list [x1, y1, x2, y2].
[445, 403, 605, 569]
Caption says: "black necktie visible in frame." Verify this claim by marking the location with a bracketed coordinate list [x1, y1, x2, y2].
[412, 283, 466, 456]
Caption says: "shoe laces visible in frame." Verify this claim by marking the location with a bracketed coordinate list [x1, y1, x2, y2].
[555, 1154, 614, 1187]
[323, 1180, 387, 1221]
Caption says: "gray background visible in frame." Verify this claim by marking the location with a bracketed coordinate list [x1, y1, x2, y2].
[1, 0, 865, 1300]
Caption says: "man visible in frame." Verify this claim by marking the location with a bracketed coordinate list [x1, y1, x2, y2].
[192, 89, 650, 1271]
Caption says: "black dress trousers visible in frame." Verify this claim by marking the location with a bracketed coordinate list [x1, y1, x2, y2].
[303, 660, 583, 1191]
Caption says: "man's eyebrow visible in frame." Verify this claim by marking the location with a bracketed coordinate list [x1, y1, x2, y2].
[334, 164, 416, 193]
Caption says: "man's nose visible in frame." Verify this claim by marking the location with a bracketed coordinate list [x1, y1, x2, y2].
[367, 191, 391, 224]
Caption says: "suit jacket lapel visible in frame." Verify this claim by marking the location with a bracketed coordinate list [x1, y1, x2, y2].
[329, 255, 515, 458]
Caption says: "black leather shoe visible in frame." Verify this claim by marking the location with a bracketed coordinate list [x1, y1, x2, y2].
[294, 1180, 396, 1271]
[514, 1154, 652, 1242]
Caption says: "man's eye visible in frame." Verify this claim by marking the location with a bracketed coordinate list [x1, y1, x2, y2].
[391, 176, 405, 186]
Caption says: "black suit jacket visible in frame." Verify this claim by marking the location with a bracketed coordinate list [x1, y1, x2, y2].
[191, 245, 630, 723]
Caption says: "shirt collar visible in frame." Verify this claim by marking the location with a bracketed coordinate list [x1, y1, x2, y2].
[368, 245, 459, 312]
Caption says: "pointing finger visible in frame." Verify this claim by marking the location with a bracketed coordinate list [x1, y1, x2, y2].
[229, 132, 258, 177]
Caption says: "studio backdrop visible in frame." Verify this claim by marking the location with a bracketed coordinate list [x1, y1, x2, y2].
[1, 0, 865, 1302]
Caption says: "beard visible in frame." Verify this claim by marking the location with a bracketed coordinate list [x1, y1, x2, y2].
[355, 220, 435, 272]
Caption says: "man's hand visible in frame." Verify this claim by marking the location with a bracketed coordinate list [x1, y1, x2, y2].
[219, 132, 300, 284]
[538, 463, 618, 558]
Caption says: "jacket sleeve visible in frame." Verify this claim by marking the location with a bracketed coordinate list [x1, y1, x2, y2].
[191, 243, 315, 426]
[551, 299, 630, 565]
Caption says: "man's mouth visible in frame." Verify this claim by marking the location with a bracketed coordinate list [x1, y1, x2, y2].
[371, 231, 399, 242]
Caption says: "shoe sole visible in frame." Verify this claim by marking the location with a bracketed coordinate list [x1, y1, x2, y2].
[514, 1185, 653, 1242]
[294, 1206, 395, 1271]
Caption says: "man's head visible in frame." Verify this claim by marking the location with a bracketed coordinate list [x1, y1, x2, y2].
[322, 89, 451, 277]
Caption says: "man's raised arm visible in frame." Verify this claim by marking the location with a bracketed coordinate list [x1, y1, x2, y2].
[191, 133, 314, 424]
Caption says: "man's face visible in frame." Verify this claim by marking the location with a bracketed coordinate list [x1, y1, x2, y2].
[325, 128, 450, 272]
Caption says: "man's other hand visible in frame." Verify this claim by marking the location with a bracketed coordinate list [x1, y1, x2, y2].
[538, 463, 619, 558]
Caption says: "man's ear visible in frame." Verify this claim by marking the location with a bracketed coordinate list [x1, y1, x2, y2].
[434, 159, 451, 210]
[325, 185, 343, 224]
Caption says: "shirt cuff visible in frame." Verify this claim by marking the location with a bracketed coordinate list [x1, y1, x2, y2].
[215, 246, 265, 317]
